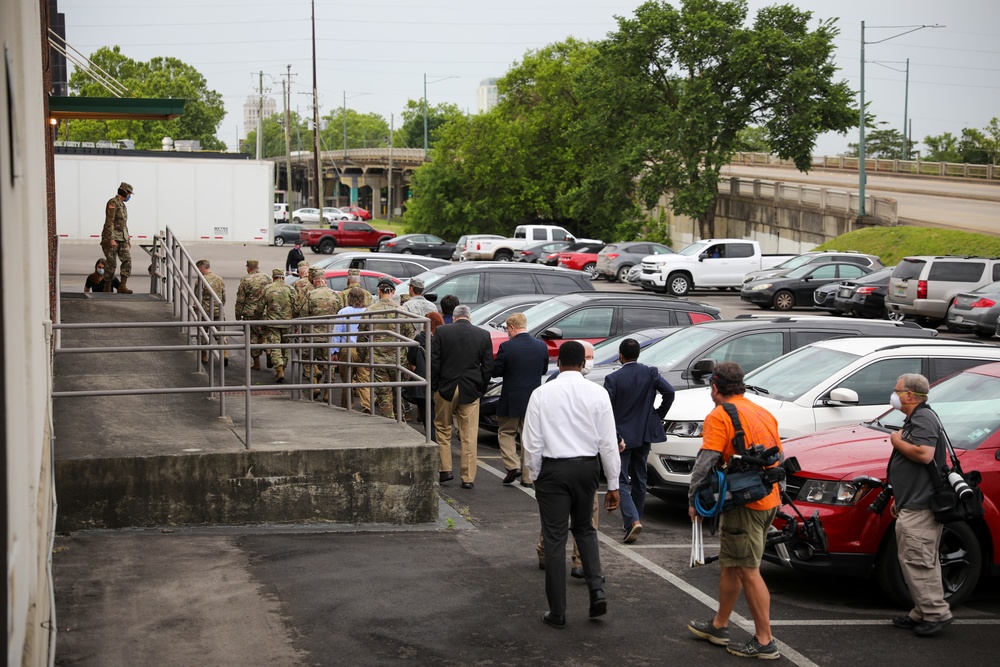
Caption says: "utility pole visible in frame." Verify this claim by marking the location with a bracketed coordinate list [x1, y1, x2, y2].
[902, 58, 910, 160]
[423, 73, 428, 160]
[858, 21, 866, 216]
[283, 65, 293, 206]
[310, 0, 321, 210]
[388, 113, 394, 221]
[256, 70, 264, 160]
[343, 91, 348, 161]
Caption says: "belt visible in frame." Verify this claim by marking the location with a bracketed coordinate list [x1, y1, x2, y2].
[542, 455, 598, 462]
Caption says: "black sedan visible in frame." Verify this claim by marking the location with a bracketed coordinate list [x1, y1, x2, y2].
[378, 234, 456, 259]
[273, 223, 309, 247]
[741, 262, 871, 311]
[832, 266, 896, 319]
[514, 240, 572, 263]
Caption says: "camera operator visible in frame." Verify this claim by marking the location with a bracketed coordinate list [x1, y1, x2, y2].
[687, 362, 783, 660]
[887, 372, 953, 637]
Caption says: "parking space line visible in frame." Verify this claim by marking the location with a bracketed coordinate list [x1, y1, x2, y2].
[476, 458, 819, 667]
[771, 619, 1000, 626]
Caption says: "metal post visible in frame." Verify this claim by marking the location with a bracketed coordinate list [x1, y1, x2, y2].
[859, 21, 867, 217]
[388, 113, 394, 221]
[902, 58, 910, 159]
[311, 0, 321, 211]
[284, 65, 292, 206]
[256, 70, 263, 160]
[423, 73, 428, 159]
[343, 90, 347, 161]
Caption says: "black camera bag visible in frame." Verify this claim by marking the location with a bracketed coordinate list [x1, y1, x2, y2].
[924, 410, 984, 524]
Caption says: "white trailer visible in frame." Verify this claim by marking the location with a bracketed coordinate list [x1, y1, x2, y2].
[55, 151, 274, 243]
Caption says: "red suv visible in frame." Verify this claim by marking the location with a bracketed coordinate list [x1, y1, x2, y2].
[767, 361, 1000, 608]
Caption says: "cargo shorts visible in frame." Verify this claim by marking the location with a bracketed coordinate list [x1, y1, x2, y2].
[719, 505, 778, 568]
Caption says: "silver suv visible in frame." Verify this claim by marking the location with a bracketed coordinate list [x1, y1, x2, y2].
[886, 255, 1000, 328]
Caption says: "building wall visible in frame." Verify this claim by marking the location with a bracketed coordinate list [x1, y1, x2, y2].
[476, 78, 498, 114]
[3, 1, 57, 665]
[242, 95, 277, 139]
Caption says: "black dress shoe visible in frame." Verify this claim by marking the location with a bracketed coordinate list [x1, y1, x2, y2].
[541, 612, 566, 629]
[571, 567, 584, 579]
[502, 469, 521, 485]
[439, 472, 454, 483]
[520, 481, 533, 488]
[461, 481, 474, 489]
[914, 617, 953, 637]
[892, 615, 920, 629]
[589, 589, 607, 618]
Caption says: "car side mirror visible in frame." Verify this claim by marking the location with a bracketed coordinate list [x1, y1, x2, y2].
[823, 387, 859, 406]
[425, 292, 438, 303]
[691, 358, 716, 379]
[698, 253, 708, 262]
[539, 327, 563, 340]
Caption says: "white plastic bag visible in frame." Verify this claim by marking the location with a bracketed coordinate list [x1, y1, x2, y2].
[690, 519, 705, 567]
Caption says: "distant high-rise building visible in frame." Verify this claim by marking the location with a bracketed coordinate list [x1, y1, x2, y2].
[243, 95, 277, 139]
[477, 78, 499, 113]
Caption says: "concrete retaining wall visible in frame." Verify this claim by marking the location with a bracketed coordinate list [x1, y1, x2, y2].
[56, 445, 439, 530]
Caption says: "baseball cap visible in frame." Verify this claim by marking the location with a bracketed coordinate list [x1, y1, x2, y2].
[377, 277, 396, 292]
[410, 277, 425, 290]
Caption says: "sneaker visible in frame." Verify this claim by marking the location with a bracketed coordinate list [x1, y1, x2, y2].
[892, 615, 921, 630]
[914, 617, 953, 637]
[726, 637, 779, 660]
[624, 522, 643, 544]
[687, 619, 730, 646]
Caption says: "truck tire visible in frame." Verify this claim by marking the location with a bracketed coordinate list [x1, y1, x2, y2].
[875, 520, 982, 609]
[318, 238, 336, 254]
[494, 250, 513, 262]
[666, 272, 691, 296]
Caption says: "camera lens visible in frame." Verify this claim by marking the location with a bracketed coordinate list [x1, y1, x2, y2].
[868, 486, 893, 515]
[947, 471, 973, 500]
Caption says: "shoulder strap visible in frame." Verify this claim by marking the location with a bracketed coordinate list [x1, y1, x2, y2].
[721, 402, 748, 455]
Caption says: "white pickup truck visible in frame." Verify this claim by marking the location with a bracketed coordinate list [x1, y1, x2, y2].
[463, 224, 576, 262]
[639, 239, 795, 296]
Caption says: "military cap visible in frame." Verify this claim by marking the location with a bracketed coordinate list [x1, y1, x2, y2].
[410, 277, 425, 290]
[297, 260, 310, 268]
[246, 259, 259, 269]
[347, 268, 361, 278]
[272, 268, 285, 278]
[377, 277, 396, 292]
[308, 267, 324, 280]
[119, 182, 134, 194]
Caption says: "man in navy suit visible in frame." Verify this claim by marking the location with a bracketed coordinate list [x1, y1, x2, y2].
[492, 312, 551, 485]
[604, 338, 675, 543]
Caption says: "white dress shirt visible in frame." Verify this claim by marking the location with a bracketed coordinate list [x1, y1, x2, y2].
[522, 370, 621, 489]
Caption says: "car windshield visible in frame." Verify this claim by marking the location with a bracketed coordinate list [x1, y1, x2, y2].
[873, 369, 1000, 450]
[413, 268, 449, 291]
[471, 300, 518, 326]
[636, 327, 724, 370]
[314, 255, 353, 270]
[785, 264, 826, 279]
[742, 346, 859, 402]
[520, 298, 574, 330]
[775, 255, 816, 270]
[678, 241, 711, 257]
[973, 280, 1000, 294]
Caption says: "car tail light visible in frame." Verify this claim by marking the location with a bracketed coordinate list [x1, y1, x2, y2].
[916, 280, 928, 300]
[856, 286, 877, 295]
[689, 312, 715, 324]
[385, 242, 396, 247]
[522, 251, 535, 256]
[970, 298, 996, 309]
[606, 253, 619, 259]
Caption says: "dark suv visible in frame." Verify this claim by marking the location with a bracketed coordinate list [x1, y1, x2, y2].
[398, 263, 595, 310]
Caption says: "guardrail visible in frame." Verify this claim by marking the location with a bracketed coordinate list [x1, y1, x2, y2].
[54, 226, 432, 448]
[732, 151, 999, 181]
[722, 177, 897, 225]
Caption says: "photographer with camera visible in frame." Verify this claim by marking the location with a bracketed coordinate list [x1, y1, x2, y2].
[886, 373, 954, 637]
[687, 362, 783, 660]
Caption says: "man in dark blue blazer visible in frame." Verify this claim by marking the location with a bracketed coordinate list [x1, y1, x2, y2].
[604, 338, 675, 543]
[492, 312, 550, 485]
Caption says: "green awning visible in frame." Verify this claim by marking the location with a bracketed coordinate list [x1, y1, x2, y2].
[48, 96, 186, 121]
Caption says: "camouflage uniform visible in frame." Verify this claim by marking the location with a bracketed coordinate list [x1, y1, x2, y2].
[235, 260, 272, 368]
[337, 268, 373, 308]
[361, 294, 416, 419]
[101, 181, 133, 292]
[262, 269, 296, 378]
[199, 268, 228, 364]
[302, 269, 342, 384]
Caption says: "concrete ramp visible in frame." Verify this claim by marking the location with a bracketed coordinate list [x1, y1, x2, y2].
[53, 295, 437, 530]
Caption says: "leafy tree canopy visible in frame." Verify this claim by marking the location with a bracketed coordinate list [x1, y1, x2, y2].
[398, 100, 466, 151]
[923, 118, 999, 164]
[65, 46, 227, 150]
[240, 112, 310, 158]
[845, 124, 912, 159]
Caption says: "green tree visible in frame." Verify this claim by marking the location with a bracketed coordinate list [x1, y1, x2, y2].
[924, 119, 1000, 164]
[320, 109, 393, 152]
[240, 113, 310, 158]
[66, 46, 227, 150]
[735, 126, 771, 153]
[846, 124, 909, 159]
[923, 131, 960, 163]
[577, 0, 855, 238]
[398, 100, 465, 151]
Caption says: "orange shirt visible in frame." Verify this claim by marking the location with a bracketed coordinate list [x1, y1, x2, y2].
[702, 395, 782, 511]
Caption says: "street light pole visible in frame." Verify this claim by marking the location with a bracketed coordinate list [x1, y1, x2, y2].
[423, 73, 458, 160]
[857, 22, 942, 216]
[903, 58, 910, 159]
[311, 0, 321, 211]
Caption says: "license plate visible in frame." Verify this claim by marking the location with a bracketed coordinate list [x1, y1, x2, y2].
[894, 286, 907, 297]
[838, 287, 852, 298]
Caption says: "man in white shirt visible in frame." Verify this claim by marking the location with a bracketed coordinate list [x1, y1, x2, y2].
[522, 341, 621, 629]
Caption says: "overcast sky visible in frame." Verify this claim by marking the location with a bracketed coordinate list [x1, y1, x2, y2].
[57, 0, 998, 156]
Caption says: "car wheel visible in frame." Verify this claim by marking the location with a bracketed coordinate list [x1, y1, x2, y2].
[875, 520, 982, 609]
[494, 251, 513, 262]
[944, 306, 966, 333]
[973, 327, 995, 339]
[616, 265, 632, 283]
[772, 290, 795, 311]
[666, 272, 691, 296]
[318, 239, 335, 255]
[403, 249, 413, 255]
[583, 262, 597, 279]
[293, 217, 301, 223]
[274, 237, 285, 247]
[885, 309, 905, 322]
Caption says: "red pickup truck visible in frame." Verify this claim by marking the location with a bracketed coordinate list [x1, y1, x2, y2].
[300, 221, 396, 254]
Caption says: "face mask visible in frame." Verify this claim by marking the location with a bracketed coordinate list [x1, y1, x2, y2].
[581, 358, 594, 376]
[96, 268, 105, 275]
[889, 392, 903, 411]
[124, 194, 131, 202]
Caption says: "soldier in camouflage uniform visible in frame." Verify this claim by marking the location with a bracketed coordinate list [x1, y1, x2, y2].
[235, 259, 272, 370]
[338, 268, 373, 308]
[302, 267, 342, 391]
[360, 277, 416, 419]
[262, 268, 297, 383]
[101, 181, 134, 293]
[195, 259, 228, 366]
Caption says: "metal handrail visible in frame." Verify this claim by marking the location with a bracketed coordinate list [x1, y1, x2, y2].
[54, 226, 433, 448]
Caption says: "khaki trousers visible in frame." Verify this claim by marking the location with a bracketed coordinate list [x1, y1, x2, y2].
[896, 508, 951, 622]
[537, 492, 600, 567]
[342, 347, 371, 413]
[497, 415, 527, 477]
[434, 386, 479, 483]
